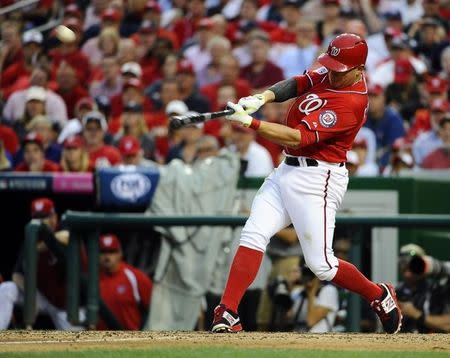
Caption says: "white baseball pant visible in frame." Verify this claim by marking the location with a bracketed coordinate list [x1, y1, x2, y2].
[0, 281, 84, 330]
[240, 158, 348, 281]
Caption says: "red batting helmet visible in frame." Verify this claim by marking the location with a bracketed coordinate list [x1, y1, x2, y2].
[318, 33, 368, 72]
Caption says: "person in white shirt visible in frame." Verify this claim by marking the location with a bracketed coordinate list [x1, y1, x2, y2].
[290, 261, 339, 333]
[230, 124, 273, 177]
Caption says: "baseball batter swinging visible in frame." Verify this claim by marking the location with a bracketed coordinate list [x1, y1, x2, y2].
[212, 33, 402, 334]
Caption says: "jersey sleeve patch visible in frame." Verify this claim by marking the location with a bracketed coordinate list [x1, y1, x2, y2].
[318, 110, 337, 128]
[313, 66, 328, 75]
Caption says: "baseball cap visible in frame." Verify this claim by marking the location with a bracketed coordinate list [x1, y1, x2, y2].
[425, 76, 448, 94]
[99, 234, 121, 252]
[368, 83, 384, 96]
[139, 20, 157, 34]
[22, 30, 43, 45]
[177, 59, 194, 75]
[63, 135, 83, 149]
[384, 10, 402, 21]
[322, 0, 340, 5]
[101, 8, 122, 22]
[430, 98, 450, 112]
[75, 97, 95, 112]
[394, 58, 413, 85]
[118, 136, 141, 156]
[23, 132, 44, 148]
[64, 4, 82, 19]
[145, 0, 161, 12]
[123, 78, 143, 91]
[166, 100, 189, 115]
[121, 62, 142, 78]
[82, 111, 108, 131]
[26, 86, 46, 102]
[31, 198, 55, 219]
[198, 18, 215, 30]
[124, 101, 144, 113]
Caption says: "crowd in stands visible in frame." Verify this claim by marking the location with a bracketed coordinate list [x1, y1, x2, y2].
[0, 0, 450, 175]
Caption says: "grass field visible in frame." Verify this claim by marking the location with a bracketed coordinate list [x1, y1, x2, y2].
[0, 331, 448, 357]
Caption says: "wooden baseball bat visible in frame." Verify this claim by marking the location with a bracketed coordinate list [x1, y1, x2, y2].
[170, 108, 235, 129]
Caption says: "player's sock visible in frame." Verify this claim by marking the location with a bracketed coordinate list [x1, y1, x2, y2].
[332, 259, 383, 302]
[221, 245, 264, 313]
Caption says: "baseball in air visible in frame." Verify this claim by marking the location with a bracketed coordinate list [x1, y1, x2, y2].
[55, 25, 76, 43]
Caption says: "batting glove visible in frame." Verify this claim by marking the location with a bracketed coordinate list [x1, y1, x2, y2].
[226, 102, 253, 126]
[238, 94, 266, 114]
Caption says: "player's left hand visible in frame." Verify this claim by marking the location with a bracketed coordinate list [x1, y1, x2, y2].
[226, 102, 253, 127]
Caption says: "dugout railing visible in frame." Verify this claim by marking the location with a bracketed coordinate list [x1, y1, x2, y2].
[23, 212, 450, 331]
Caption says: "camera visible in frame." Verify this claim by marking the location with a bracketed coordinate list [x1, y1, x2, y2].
[268, 275, 293, 310]
[409, 255, 450, 277]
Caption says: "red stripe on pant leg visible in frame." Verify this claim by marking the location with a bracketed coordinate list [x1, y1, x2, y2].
[323, 170, 332, 270]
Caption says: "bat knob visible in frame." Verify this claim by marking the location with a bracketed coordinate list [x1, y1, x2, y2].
[169, 116, 183, 129]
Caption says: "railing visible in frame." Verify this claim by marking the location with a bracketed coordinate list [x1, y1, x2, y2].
[23, 212, 450, 331]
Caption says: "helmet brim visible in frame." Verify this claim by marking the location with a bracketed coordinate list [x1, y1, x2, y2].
[317, 53, 351, 72]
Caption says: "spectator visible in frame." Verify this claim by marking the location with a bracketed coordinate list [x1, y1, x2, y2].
[275, 20, 319, 79]
[141, 1, 179, 50]
[121, 61, 143, 82]
[15, 133, 61, 172]
[144, 52, 179, 108]
[110, 78, 153, 119]
[54, 61, 90, 119]
[90, 56, 123, 99]
[12, 86, 46, 140]
[256, 0, 283, 24]
[0, 198, 84, 330]
[0, 141, 12, 171]
[197, 35, 232, 87]
[14, 115, 62, 166]
[82, 26, 122, 67]
[412, 18, 450, 73]
[50, 18, 91, 86]
[0, 20, 23, 75]
[83, 1, 126, 41]
[370, 35, 427, 88]
[397, 244, 450, 333]
[57, 97, 96, 145]
[422, 115, 450, 169]
[364, 84, 406, 168]
[2, 66, 68, 126]
[439, 47, 450, 88]
[183, 17, 215, 77]
[118, 136, 154, 166]
[1, 30, 43, 96]
[269, 0, 303, 45]
[351, 137, 379, 176]
[316, 0, 341, 43]
[382, 138, 415, 176]
[201, 55, 251, 112]
[82, 111, 121, 168]
[166, 112, 204, 164]
[0, 124, 19, 157]
[113, 101, 155, 160]
[290, 261, 339, 332]
[413, 98, 450, 166]
[229, 124, 273, 177]
[195, 135, 220, 161]
[61, 135, 92, 172]
[240, 31, 284, 92]
[172, 0, 208, 47]
[83, 0, 110, 34]
[177, 60, 211, 113]
[97, 234, 152, 330]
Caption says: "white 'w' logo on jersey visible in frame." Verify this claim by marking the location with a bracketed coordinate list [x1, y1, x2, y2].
[298, 94, 327, 115]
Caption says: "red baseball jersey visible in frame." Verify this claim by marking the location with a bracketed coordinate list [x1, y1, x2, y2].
[284, 67, 368, 163]
[98, 262, 152, 330]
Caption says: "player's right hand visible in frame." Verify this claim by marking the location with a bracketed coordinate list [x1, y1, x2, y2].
[238, 94, 266, 114]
